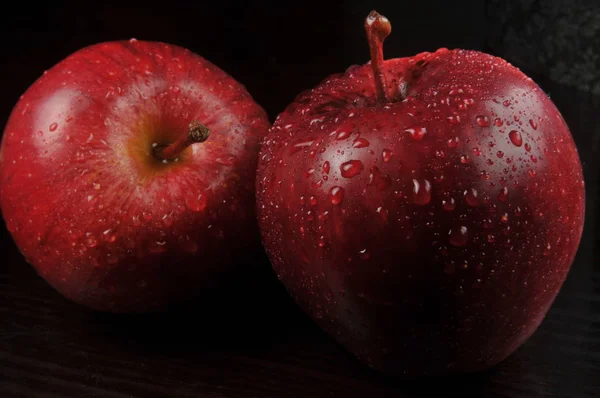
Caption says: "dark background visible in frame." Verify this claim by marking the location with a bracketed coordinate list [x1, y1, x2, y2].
[1, 0, 599, 397]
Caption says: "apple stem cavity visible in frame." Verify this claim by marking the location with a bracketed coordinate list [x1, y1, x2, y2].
[364, 10, 396, 103]
[153, 120, 210, 162]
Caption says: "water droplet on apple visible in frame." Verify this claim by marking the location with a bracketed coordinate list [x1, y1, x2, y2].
[464, 188, 480, 206]
[529, 119, 538, 130]
[318, 237, 326, 248]
[473, 147, 481, 156]
[497, 186, 509, 202]
[86, 233, 98, 248]
[476, 115, 490, 127]
[493, 118, 503, 127]
[186, 194, 207, 212]
[412, 179, 432, 205]
[312, 179, 323, 188]
[216, 155, 237, 166]
[322, 161, 330, 174]
[310, 196, 318, 206]
[442, 198, 456, 211]
[528, 169, 537, 178]
[382, 149, 393, 163]
[509, 130, 522, 147]
[503, 100, 511, 107]
[162, 213, 174, 227]
[376, 206, 389, 221]
[543, 243, 551, 256]
[102, 229, 117, 243]
[330, 186, 344, 205]
[368, 167, 391, 191]
[310, 117, 325, 126]
[49, 122, 58, 132]
[335, 129, 351, 140]
[525, 143, 531, 152]
[515, 206, 522, 217]
[340, 160, 363, 178]
[290, 140, 314, 155]
[488, 234, 496, 243]
[496, 150, 504, 158]
[304, 168, 315, 178]
[530, 154, 537, 163]
[359, 248, 370, 260]
[149, 241, 167, 253]
[405, 127, 427, 140]
[449, 226, 468, 246]
[447, 137, 459, 148]
[447, 115, 461, 125]
[131, 214, 141, 226]
[460, 155, 471, 164]
[352, 137, 370, 148]
[500, 213, 509, 223]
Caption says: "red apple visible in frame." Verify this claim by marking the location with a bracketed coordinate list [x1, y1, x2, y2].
[256, 11, 585, 376]
[0, 39, 270, 312]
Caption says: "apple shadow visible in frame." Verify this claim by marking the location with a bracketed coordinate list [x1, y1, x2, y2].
[380, 370, 497, 397]
[2, 236, 561, 397]
[85, 285, 519, 397]
[354, 346, 538, 397]
[71, 248, 529, 397]
[79, 252, 315, 357]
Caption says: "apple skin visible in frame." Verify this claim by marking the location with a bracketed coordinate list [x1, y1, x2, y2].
[256, 48, 585, 375]
[0, 39, 270, 312]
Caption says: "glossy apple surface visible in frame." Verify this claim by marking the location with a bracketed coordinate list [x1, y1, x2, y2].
[0, 39, 270, 312]
[256, 12, 585, 375]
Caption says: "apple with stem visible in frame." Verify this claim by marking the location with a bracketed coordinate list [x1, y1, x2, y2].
[0, 39, 270, 312]
[256, 11, 585, 375]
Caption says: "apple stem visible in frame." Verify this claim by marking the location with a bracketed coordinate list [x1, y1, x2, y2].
[364, 10, 392, 103]
[153, 120, 210, 161]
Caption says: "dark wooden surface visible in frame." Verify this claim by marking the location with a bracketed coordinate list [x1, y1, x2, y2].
[1, 1, 600, 397]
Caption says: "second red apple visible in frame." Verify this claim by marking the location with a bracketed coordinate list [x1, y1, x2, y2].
[256, 11, 585, 375]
